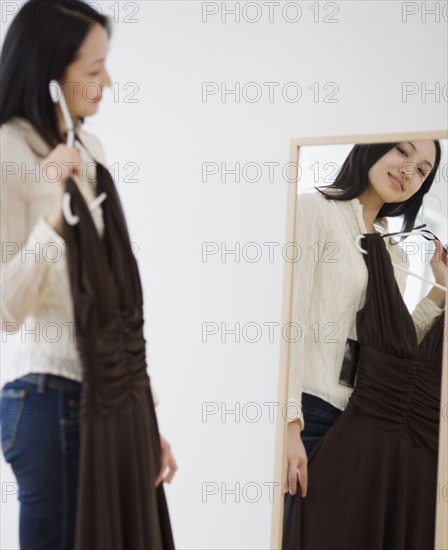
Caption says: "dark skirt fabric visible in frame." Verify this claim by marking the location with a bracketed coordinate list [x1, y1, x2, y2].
[283, 232, 445, 550]
[63, 141, 175, 550]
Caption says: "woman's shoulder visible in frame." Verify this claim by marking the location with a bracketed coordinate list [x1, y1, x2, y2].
[0, 118, 43, 203]
[0, 117, 37, 157]
[293, 189, 339, 245]
[0, 116, 25, 136]
[1, 116, 107, 165]
[297, 188, 331, 210]
[296, 188, 338, 230]
[297, 187, 344, 209]
[0, 117, 30, 146]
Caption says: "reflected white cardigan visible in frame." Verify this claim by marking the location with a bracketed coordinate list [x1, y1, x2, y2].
[287, 189, 444, 431]
[0, 116, 159, 406]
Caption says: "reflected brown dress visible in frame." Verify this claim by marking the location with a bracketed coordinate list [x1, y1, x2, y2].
[62, 138, 175, 550]
[283, 232, 445, 550]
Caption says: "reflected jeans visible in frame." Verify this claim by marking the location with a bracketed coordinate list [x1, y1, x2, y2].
[284, 392, 343, 499]
[0, 373, 82, 550]
[300, 392, 343, 458]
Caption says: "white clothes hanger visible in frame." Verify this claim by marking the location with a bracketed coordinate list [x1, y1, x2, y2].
[49, 80, 107, 226]
[355, 227, 447, 292]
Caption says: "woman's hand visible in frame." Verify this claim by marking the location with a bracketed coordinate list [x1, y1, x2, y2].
[430, 239, 448, 286]
[283, 421, 308, 497]
[154, 434, 178, 487]
[41, 143, 82, 187]
[42, 143, 82, 235]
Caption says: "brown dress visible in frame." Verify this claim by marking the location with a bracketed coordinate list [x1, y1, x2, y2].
[63, 139, 175, 550]
[283, 231, 445, 550]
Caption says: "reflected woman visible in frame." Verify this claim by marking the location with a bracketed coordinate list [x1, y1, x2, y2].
[283, 141, 447, 549]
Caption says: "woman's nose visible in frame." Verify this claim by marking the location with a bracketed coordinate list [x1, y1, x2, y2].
[102, 70, 113, 88]
[400, 163, 413, 181]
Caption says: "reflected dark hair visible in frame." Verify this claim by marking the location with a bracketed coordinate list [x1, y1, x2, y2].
[0, 0, 111, 147]
[314, 141, 442, 244]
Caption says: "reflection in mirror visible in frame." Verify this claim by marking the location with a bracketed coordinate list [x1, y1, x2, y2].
[281, 139, 447, 550]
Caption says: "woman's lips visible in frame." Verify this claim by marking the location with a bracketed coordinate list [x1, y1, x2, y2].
[90, 90, 102, 102]
[388, 173, 404, 191]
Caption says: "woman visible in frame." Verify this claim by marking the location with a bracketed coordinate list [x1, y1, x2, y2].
[285, 140, 446, 497]
[0, 1, 176, 548]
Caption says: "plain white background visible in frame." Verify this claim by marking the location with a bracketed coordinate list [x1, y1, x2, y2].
[1, 1, 447, 549]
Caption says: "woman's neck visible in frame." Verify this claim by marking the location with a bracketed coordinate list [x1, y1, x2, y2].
[55, 105, 80, 136]
[357, 187, 385, 233]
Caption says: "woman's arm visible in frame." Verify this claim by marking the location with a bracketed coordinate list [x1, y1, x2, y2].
[426, 238, 447, 310]
[394, 240, 446, 344]
[411, 294, 444, 344]
[425, 285, 446, 309]
[287, 193, 325, 432]
[0, 128, 65, 327]
[414, 239, 446, 343]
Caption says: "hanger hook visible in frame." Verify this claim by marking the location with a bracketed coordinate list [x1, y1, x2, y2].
[355, 231, 447, 291]
[355, 234, 367, 255]
[62, 192, 80, 225]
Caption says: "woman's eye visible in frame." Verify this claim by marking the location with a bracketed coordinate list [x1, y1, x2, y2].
[397, 146, 427, 177]
[89, 72, 100, 77]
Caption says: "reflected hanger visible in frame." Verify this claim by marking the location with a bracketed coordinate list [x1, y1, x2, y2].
[49, 80, 107, 226]
[355, 225, 447, 292]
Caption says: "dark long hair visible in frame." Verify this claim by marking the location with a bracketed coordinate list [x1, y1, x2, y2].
[0, 0, 111, 147]
[314, 141, 442, 243]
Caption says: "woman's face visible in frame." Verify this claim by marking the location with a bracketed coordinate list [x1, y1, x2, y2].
[59, 23, 112, 120]
[368, 140, 436, 203]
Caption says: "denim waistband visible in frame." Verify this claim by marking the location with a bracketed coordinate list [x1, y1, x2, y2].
[302, 392, 342, 417]
[14, 373, 82, 394]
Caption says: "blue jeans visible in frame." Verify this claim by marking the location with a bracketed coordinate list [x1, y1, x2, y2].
[0, 373, 82, 550]
[300, 392, 343, 458]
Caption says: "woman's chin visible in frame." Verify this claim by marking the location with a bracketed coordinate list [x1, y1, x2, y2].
[79, 103, 101, 118]
[375, 185, 404, 204]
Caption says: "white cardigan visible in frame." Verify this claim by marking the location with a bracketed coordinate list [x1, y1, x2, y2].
[287, 189, 444, 431]
[0, 116, 159, 406]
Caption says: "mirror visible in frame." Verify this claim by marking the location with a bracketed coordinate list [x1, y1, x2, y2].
[271, 132, 447, 550]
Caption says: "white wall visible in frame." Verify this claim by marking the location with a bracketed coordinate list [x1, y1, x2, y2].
[1, 1, 447, 549]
